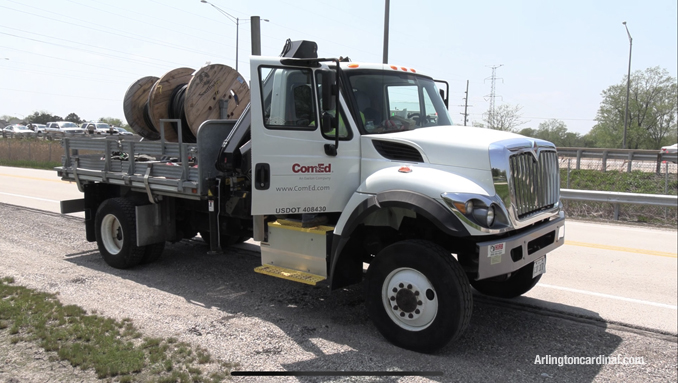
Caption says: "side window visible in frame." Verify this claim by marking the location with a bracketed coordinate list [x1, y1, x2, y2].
[315, 71, 351, 140]
[259, 67, 316, 130]
[421, 91, 438, 126]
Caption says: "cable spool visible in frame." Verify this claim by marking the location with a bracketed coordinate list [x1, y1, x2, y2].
[124, 64, 249, 142]
[184, 64, 250, 137]
[123, 76, 160, 140]
[147, 67, 195, 142]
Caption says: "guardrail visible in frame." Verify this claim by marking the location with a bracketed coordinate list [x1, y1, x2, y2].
[557, 147, 678, 173]
[560, 189, 677, 220]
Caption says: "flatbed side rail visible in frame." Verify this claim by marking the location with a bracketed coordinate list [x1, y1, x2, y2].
[59, 135, 201, 200]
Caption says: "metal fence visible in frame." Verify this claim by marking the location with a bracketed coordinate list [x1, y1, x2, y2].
[0, 138, 61, 163]
[557, 147, 678, 174]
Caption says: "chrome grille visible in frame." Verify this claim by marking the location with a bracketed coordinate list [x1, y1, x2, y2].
[509, 150, 560, 219]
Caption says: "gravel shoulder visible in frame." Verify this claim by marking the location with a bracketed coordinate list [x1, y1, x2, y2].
[0, 203, 676, 383]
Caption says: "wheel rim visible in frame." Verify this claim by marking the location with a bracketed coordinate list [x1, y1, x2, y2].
[382, 267, 438, 331]
[101, 214, 124, 255]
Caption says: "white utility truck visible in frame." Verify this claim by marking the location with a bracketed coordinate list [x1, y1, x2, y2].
[57, 40, 564, 353]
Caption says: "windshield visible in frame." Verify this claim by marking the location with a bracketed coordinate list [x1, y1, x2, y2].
[16, 125, 29, 131]
[96, 123, 111, 129]
[344, 70, 452, 134]
[60, 122, 78, 128]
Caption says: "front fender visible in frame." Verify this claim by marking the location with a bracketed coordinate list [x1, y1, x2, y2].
[328, 189, 470, 290]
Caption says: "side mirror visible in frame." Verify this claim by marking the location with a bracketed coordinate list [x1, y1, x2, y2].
[322, 111, 337, 134]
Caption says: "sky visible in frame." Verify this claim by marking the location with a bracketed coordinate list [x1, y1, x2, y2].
[0, 0, 676, 135]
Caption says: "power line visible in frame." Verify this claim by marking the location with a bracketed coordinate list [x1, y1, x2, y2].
[0, 45, 145, 76]
[0, 87, 119, 102]
[0, 3, 229, 59]
[0, 31, 177, 70]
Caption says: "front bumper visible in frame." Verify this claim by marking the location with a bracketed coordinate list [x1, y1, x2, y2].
[476, 212, 565, 280]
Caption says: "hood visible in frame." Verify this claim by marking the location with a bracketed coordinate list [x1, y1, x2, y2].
[366, 126, 529, 170]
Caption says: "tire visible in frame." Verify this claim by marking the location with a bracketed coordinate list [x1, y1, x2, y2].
[141, 241, 165, 264]
[94, 198, 146, 269]
[469, 260, 543, 299]
[365, 240, 473, 353]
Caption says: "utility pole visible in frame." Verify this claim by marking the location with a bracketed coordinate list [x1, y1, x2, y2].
[251, 16, 262, 56]
[484, 65, 503, 128]
[459, 80, 472, 126]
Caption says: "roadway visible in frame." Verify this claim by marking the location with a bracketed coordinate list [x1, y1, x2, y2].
[1, 165, 676, 335]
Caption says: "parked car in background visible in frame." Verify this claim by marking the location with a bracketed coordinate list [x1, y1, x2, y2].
[81, 122, 113, 135]
[661, 143, 677, 163]
[45, 121, 86, 140]
[2, 124, 38, 139]
[111, 127, 133, 136]
[26, 123, 48, 136]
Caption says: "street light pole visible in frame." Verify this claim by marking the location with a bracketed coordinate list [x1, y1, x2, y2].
[201, 0, 240, 71]
[201, 1, 268, 72]
[622, 21, 633, 149]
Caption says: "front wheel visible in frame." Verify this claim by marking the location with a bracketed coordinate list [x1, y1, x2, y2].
[95, 198, 146, 269]
[469, 259, 543, 299]
[365, 240, 472, 353]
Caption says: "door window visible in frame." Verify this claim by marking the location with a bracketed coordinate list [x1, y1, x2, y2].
[259, 67, 316, 130]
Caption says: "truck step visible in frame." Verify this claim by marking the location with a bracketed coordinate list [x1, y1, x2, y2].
[254, 265, 326, 286]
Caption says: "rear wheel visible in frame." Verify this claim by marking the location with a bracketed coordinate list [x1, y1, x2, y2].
[365, 240, 472, 353]
[469, 260, 543, 298]
[95, 198, 146, 269]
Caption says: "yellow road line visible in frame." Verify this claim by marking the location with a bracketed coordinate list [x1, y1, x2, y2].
[0, 173, 64, 183]
[565, 240, 678, 258]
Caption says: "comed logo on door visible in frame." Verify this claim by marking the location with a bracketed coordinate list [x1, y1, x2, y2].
[292, 163, 332, 174]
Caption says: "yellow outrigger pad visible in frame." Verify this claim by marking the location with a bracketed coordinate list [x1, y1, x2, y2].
[254, 265, 326, 286]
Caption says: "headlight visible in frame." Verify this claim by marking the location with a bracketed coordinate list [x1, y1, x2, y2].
[442, 193, 504, 230]
[465, 200, 474, 215]
[486, 205, 495, 226]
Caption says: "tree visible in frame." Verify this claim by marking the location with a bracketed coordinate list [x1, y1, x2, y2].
[517, 120, 589, 147]
[64, 113, 84, 124]
[99, 117, 122, 126]
[485, 104, 527, 132]
[25, 111, 63, 124]
[590, 66, 677, 149]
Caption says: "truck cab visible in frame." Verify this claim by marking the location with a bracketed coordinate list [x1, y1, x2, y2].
[247, 43, 564, 352]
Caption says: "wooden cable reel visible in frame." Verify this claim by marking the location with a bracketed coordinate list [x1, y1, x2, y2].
[123, 64, 250, 142]
[123, 76, 160, 140]
[185, 64, 250, 138]
[148, 67, 195, 142]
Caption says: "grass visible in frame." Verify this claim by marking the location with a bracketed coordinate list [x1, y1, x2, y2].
[0, 276, 237, 382]
[560, 168, 678, 226]
[561, 168, 678, 195]
[0, 159, 61, 170]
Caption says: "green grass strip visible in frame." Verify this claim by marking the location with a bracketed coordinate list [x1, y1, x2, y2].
[0, 277, 235, 382]
[0, 159, 61, 170]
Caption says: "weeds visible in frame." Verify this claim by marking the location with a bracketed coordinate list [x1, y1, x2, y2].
[0, 277, 236, 382]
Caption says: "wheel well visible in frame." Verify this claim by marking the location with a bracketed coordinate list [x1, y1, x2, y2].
[330, 207, 465, 290]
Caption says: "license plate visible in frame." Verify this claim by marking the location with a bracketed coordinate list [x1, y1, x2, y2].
[532, 256, 546, 278]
